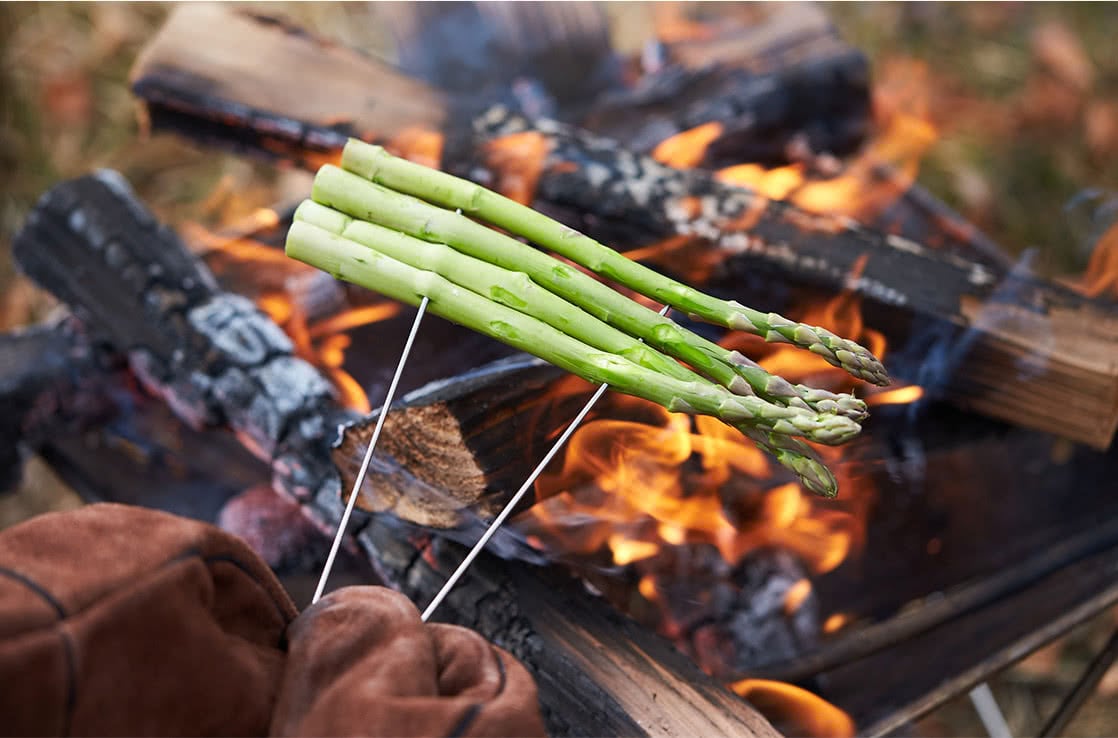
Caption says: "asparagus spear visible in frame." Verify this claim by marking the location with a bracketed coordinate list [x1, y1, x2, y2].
[286, 219, 859, 447]
[313, 165, 869, 422]
[739, 427, 837, 498]
[295, 201, 840, 494]
[341, 139, 889, 386]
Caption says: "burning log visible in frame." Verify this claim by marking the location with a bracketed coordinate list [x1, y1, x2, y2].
[127, 6, 1118, 449]
[378, 1, 871, 165]
[8, 172, 781, 738]
[473, 111, 1118, 449]
[583, 3, 871, 165]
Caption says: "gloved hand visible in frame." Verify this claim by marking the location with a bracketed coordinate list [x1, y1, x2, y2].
[0, 502, 298, 736]
[271, 587, 546, 737]
[0, 503, 545, 737]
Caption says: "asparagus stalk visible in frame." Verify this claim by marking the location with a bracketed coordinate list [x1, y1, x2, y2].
[313, 165, 869, 426]
[296, 201, 840, 493]
[295, 200, 691, 382]
[341, 139, 889, 386]
[286, 219, 859, 446]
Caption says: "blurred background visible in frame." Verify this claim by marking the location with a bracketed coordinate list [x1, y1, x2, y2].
[2, 3, 1117, 735]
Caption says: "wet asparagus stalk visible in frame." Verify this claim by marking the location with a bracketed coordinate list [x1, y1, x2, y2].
[341, 139, 889, 386]
[286, 219, 859, 452]
[313, 165, 871, 422]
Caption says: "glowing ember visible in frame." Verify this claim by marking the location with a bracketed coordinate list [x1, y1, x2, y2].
[730, 679, 855, 738]
[822, 612, 851, 634]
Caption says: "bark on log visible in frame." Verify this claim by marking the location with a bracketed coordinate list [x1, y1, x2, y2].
[8, 173, 781, 738]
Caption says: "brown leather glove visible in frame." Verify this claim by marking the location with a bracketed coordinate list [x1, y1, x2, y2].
[271, 586, 546, 738]
[0, 503, 545, 737]
[0, 502, 297, 736]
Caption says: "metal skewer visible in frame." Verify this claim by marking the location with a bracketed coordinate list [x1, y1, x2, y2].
[421, 304, 672, 622]
[312, 297, 429, 604]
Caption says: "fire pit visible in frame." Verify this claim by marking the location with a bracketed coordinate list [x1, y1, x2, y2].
[3, 4, 1118, 737]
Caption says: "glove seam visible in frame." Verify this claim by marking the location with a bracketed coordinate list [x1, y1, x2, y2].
[0, 566, 78, 737]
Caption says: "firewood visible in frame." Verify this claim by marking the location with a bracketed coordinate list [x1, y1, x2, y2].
[130, 5, 453, 150]
[128, 6, 1118, 448]
[0, 322, 119, 491]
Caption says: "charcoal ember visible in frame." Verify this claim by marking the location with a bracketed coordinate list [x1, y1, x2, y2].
[702, 545, 818, 675]
[652, 545, 818, 675]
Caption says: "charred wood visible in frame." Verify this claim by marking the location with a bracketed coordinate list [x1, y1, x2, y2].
[13, 171, 358, 533]
[585, 4, 870, 165]
[131, 4, 868, 169]
[0, 322, 121, 491]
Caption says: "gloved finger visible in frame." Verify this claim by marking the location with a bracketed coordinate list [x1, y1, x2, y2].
[427, 623, 502, 700]
[271, 586, 440, 735]
[429, 624, 547, 738]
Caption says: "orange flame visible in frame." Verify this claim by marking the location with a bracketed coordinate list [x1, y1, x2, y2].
[484, 131, 550, 206]
[866, 385, 924, 406]
[653, 122, 725, 169]
[651, 58, 938, 227]
[387, 127, 445, 170]
[823, 612, 851, 634]
[730, 679, 855, 738]
[1082, 220, 1118, 299]
[783, 578, 813, 616]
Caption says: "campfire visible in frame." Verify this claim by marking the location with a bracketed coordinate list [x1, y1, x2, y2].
[4, 4, 1118, 737]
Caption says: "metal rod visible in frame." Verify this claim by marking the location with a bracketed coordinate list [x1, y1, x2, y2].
[969, 682, 1013, 738]
[421, 304, 672, 622]
[312, 296, 429, 604]
[1039, 625, 1118, 737]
